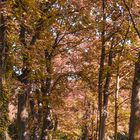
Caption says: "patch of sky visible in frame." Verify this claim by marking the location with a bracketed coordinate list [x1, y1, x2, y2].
[67, 74, 79, 81]
[13, 66, 23, 75]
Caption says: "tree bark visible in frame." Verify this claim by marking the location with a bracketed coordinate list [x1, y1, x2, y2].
[122, 1, 140, 139]
[129, 53, 140, 140]
[0, 1, 10, 139]
[114, 56, 120, 140]
[17, 24, 31, 140]
[98, 0, 106, 139]
[99, 44, 113, 140]
[40, 50, 52, 140]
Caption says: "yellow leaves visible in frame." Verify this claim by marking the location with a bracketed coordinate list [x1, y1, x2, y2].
[24, 0, 36, 6]
[127, 52, 137, 62]
[39, 0, 49, 2]
[91, 115, 96, 121]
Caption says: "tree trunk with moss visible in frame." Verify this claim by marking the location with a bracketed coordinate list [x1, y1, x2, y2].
[0, 1, 10, 139]
[40, 50, 52, 140]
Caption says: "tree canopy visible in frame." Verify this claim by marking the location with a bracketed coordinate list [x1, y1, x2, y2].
[0, 0, 140, 140]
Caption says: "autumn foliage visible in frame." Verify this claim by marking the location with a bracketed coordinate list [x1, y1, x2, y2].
[1, 0, 140, 140]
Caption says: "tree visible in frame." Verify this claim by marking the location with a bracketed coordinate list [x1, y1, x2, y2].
[122, 0, 140, 139]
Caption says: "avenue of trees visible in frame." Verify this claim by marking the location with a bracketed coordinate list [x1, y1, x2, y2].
[1, 0, 140, 139]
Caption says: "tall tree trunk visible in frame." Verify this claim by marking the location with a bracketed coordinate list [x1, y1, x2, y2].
[32, 90, 40, 140]
[98, 0, 106, 139]
[114, 56, 120, 140]
[0, 1, 10, 139]
[40, 50, 52, 140]
[17, 24, 31, 140]
[99, 45, 113, 140]
[17, 15, 42, 138]
[129, 53, 140, 140]
[122, 1, 140, 138]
